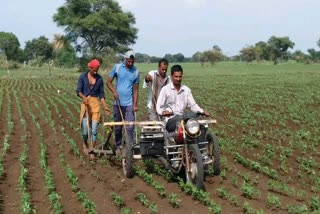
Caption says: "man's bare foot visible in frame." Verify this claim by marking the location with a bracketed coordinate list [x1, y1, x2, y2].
[88, 150, 96, 161]
[88, 142, 96, 160]
[82, 143, 89, 156]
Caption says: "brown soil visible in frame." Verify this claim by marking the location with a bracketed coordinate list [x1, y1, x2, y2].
[0, 78, 316, 214]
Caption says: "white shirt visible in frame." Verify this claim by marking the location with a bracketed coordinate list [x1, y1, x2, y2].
[143, 70, 171, 109]
[156, 82, 203, 116]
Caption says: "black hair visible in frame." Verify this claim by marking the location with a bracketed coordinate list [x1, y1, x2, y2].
[158, 58, 169, 67]
[171, 64, 183, 75]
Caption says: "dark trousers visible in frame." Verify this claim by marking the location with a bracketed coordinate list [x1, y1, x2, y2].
[114, 105, 135, 148]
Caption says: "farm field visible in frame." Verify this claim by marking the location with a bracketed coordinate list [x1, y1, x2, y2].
[0, 62, 319, 213]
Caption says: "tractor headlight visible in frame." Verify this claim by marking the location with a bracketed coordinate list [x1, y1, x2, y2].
[185, 119, 200, 135]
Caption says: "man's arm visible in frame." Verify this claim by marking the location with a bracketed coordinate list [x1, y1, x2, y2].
[99, 80, 110, 115]
[78, 92, 88, 105]
[76, 74, 84, 97]
[106, 76, 118, 101]
[187, 89, 210, 116]
[76, 74, 88, 105]
[133, 83, 139, 111]
[187, 89, 204, 112]
[143, 71, 153, 88]
[100, 97, 111, 116]
[106, 65, 119, 101]
[156, 87, 166, 115]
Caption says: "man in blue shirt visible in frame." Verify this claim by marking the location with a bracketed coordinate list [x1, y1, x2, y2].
[76, 59, 111, 160]
[106, 50, 140, 157]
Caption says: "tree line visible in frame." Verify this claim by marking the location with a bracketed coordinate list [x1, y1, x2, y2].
[1, 0, 320, 69]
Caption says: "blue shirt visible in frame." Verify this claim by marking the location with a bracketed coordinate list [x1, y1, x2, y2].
[76, 71, 105, 99]
[109, 62, 140, 106]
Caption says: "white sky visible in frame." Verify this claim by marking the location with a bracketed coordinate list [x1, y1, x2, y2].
[0, 0, 319, 57]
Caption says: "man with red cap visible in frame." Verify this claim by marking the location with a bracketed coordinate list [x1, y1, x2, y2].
[76, 59, 111, 160]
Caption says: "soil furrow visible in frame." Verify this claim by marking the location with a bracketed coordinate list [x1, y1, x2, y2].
[0, 91, 22, 214]
[47, 91, 218, 213]
[35, 95, 87, 214]
[20, 98, 51, 213]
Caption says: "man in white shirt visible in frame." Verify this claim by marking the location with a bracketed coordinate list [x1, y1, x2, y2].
[156, 64, 210, 132]
[156, 64, 212, 164]
[143, 58, 170, 120]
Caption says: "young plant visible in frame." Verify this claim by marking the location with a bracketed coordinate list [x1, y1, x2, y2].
[168, 193, 181, 208]
[135, 192, 149, 207]
[111, 192, 125, 208]
[208, 200, 222, 214]
[243, 201, 264, 214]
[220, 169, 227, 180]
[121, 207, 131, 214]
[241, 181, 261, 199]
[231, 176, 238, 187]
[216, 186, 229, 200]
[287, 204, 308, 214]
[266, 193, 281, 209]
[310, 196, 319, 212]
[149, 203, 158, 214]
[229, 194, 239, 207]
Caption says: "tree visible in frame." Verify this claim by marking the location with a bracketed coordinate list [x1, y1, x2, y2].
[267, 36, 294, 64]
[53, 0, 138, 58]
[24, 36, 53, 62]
[51, 33, 78, 67]
[54, 49, 77, 67]
[317, 38, 320, 48]
[293, 50, 305, 63]
[199, 45, 224, 66]
[191, 51, 201, 62]
[173, 53, 185, 63]
[150, 56, 161, 63]
[212, 45, 221, 52]
[164, 54, 175, 63]
[52, 34, 66, 51]
[255, 41, 270, 61]
[307, 48, 319, 62]
[239, 45, 256, 63]
[199, 52, 206, 66]
[254, 45, 263, 62]
[200, 51, 214, 66]
[134, 53, 150, 63]
[0, 32, 21, 61]
[211, 45, 224, 63]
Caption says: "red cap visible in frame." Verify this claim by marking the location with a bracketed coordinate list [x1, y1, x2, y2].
[88, 59, 100, 69]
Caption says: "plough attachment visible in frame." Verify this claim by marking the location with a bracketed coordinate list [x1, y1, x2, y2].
[94, 119, 217, 157]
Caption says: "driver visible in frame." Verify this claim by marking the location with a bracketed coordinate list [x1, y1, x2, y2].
[156, 64, 211, 164]
[156, 64, 210, 131]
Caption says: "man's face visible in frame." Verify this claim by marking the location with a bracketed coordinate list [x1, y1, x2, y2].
[89, 67, 99, 76]
[125, 58, 135, 69]
[158, 63, 168, 77]
[171, 71, 183, 87]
